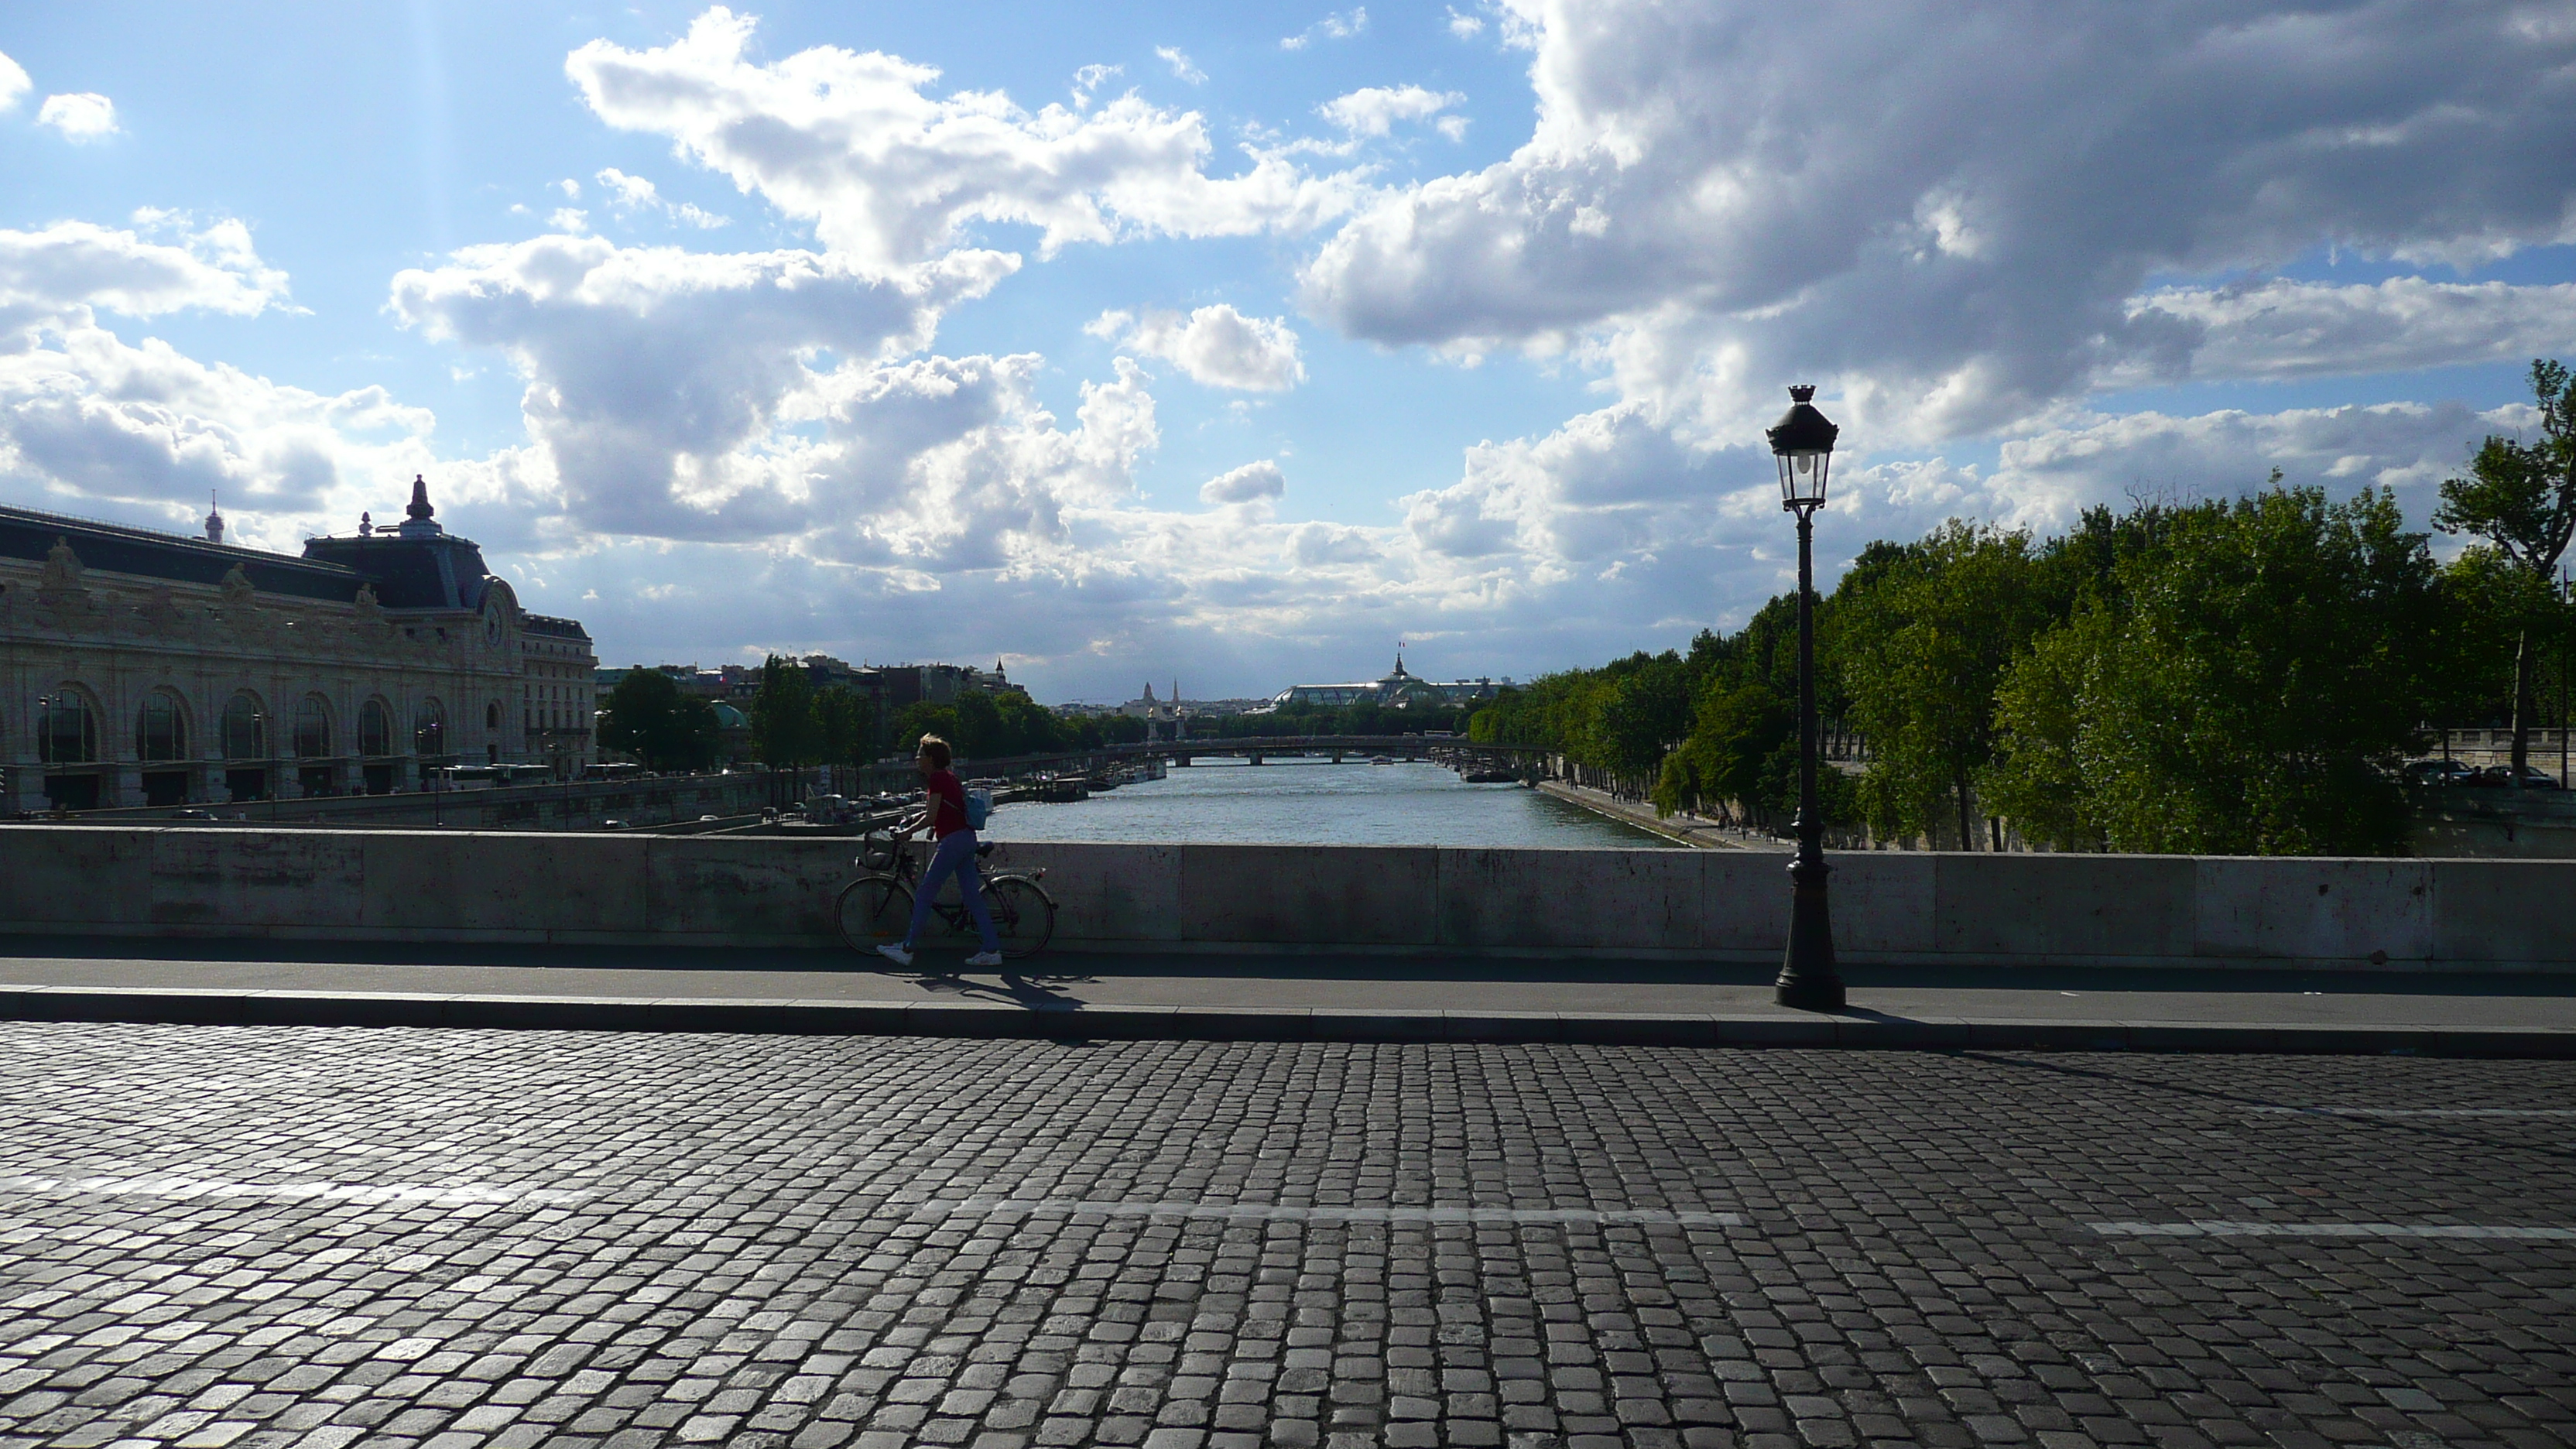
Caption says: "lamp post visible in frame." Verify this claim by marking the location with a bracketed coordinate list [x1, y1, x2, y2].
[1767, 385, 1845, 1011]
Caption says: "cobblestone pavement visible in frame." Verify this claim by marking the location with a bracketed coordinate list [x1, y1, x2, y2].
[1, 1026, 2571, 1449]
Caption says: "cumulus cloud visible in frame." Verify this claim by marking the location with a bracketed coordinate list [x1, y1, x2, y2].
[594, 167, 731, 228]
[565, 7, 1361, 273]
[36, 92, 117, 141]
[0, 51, 27, 111]
[2119, 278, 2576, 385]
[389, 232, 1015, 538]
[1088, 304, 1306, 391]
[1282, 9, 1368, 50]
[1445, 8, 1485, 39]
[0, 218, 291, 327]
[1300, 0, 2576, 450]
[0, 223, 433, 545]
[1200, 459, 1286, 505]
[1156, 47, 1205, 85]
[1319, 85, 1464, 139]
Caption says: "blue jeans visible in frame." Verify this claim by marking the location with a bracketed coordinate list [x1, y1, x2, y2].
[906, 830, 999, 954]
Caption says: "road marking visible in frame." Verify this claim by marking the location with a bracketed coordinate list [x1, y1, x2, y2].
[910, 1199, 1743, 1227]
[0, 1174, 591, 1208]
[2091, 1220, 2576, 1241]
[2248, 1107, 2576, 1118]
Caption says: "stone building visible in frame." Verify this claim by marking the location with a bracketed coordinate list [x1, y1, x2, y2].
[0, 478, 595, 813]
[1263, 651, 1512, 711]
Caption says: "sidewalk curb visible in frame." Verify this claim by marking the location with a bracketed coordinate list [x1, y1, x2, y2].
[2, 984, 2570, 1056]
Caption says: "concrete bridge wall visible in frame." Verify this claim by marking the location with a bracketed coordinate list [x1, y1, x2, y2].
[5, 826, 2571, 971]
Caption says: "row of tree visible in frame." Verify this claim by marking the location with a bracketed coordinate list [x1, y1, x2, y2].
[1469, 359, 2576, 856]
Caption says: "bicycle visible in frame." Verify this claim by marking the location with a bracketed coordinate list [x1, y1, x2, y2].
[835, 817, 1058, 958]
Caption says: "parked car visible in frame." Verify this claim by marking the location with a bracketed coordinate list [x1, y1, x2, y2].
[2403, 759, 2482, 787]
[2471, 763, 2563, 790]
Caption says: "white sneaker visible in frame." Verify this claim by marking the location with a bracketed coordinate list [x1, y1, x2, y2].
[876, 943, 914, 966]
[964, 951, 1005, 968]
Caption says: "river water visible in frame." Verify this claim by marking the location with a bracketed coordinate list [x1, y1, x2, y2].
[983, 755, 1678, 848]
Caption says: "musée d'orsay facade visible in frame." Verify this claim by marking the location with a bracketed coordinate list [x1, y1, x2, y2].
[0, 478, 595, 813]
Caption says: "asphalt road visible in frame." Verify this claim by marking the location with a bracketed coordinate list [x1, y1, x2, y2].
[1, 1024, 2571, 1449]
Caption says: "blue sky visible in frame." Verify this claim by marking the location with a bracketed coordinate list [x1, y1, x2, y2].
[4, 2, 2572, 701]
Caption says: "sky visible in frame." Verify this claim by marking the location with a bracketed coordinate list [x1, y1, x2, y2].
[2, 2, 2572, 704]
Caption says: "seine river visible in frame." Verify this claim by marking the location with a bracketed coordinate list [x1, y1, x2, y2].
[983, 755, 1678, 848]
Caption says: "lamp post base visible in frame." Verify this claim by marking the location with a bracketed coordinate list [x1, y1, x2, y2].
[1774, 853, 1844, 1011]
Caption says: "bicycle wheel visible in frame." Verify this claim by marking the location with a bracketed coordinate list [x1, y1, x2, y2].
[834, 875, 913, 952]
[984, 876, 1057, 959]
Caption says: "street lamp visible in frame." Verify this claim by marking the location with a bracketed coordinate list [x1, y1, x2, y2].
[1767, 385, 1844, 1011]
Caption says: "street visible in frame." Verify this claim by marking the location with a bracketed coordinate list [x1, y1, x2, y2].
[1, 1024, 2570, 1449]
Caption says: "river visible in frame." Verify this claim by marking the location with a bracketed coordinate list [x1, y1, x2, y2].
[982, 755, 1678, 848]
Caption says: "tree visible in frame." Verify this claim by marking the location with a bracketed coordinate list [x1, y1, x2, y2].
[814, 685, 877, 772]
[2433, 358, 2576, 786]
[1985, 486, 2442, 855]
[748, 655, 824, 769]
[596, 669, 721, 772]
[1838, 523, 2054, 848]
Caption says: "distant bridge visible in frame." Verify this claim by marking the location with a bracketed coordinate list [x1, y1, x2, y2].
[960, 735, 1548, 778]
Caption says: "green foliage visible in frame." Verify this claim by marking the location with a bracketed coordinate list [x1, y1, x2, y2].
[2431, 361, 2576, 764]
[595, 669, 720, 772]
[1838, 523, 2056, 846]
[747, 655, 825, 768]
[1985, 487, 2441, 855]
[812, 685, 879, 769]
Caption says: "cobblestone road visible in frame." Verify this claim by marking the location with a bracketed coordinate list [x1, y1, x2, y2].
[1, 1025, 2571, 1449]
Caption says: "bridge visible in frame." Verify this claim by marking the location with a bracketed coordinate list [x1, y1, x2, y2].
[946, 734, 1550, 782]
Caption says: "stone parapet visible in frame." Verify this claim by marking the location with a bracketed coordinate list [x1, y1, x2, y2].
[2, 827, 2572, 971]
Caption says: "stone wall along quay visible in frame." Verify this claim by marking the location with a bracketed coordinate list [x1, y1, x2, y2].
[5, 826, 2573, 971]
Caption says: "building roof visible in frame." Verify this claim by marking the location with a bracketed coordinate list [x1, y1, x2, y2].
[1, 502, 367, 604]
[523, 613, 591, 641]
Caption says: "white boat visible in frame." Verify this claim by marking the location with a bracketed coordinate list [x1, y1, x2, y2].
[1368, 755, 1394, 766]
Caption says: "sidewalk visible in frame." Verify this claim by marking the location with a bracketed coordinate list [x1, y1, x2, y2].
[2, 937, 2571, 1055]
[1536, 779, 1789, 850]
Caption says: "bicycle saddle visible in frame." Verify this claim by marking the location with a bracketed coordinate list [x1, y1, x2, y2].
[975, 842, 996, 858]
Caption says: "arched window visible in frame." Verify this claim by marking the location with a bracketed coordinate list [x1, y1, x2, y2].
[38, 690, 97, 764]
[486, 701, 502, 731]
[135, 692, 188, 762]
[359, 698, 393, 758]
[293, 695, 332, 759]
[222, 693, 266, 760]
[413, 698, 444, 755]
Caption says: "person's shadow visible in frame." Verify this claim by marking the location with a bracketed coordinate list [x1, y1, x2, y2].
[899, 965, 1098, 1012]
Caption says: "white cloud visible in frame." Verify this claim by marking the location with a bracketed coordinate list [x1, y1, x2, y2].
[1200, 459, 1286, 505]
[565, 7, 1361, 274]
[556, 178, 582, 199]
[2119, 278, 2576, 385]
[0, 51, 28, 111]
[1089, 304, 1306, 392]
[0, 218, 291, 325]
[1282, 9, 1368, 50]
[1300, 0, 2576, 450]
[389, 233, 1014, 539]
[1155, 47, 1205, 85]
[548, 207, 589, 234]
[1445, 9, 1485, 39]
[36, 92, 117, 142]
[594, 167, 731, 229]
[1318, 85, 1464, 139]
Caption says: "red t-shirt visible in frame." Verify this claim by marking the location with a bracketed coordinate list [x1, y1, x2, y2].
[926, 769, 969, 838]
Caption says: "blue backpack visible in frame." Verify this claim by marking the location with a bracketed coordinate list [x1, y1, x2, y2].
[964, 785, 993, 831]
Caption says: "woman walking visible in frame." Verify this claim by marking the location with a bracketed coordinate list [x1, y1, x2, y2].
[877, 734, 1003, 968]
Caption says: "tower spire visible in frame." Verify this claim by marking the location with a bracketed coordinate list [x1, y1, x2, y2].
[203, 491, 224, 544]
[406, 473, 435, 522]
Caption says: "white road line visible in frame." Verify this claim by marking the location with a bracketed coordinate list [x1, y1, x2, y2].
[910, 1200, 1744, 1227]
[2091, 1220, 2576, 1241]
[2247, 1107, 2576, 1118]
[0, 1175, 591, 1207]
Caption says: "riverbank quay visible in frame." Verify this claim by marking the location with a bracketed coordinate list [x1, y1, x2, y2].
[2, 940, 2571, 1054]
[1536, 778, 1784, 850]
